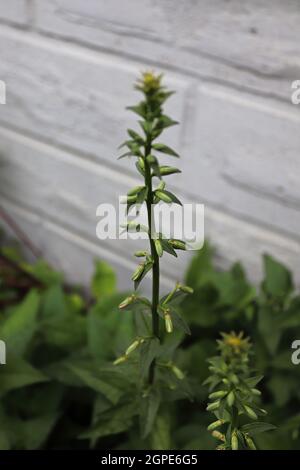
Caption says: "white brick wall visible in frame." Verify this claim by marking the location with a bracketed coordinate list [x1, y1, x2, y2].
[0, 1, 300, 289]
[0, 0, 28, 25]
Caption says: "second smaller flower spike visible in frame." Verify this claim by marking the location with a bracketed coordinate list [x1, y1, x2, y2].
[204, 331, 275, 450]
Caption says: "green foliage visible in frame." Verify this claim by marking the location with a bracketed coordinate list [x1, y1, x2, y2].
[91, 261, 116, 300]
[0, 235, 299, 449]
[205, 332, 275, 449]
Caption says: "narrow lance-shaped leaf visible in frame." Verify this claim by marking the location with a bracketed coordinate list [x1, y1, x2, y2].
[152, 143, 180, 157]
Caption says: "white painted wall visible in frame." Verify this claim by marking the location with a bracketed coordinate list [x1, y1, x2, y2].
[0, 0, 299, 291]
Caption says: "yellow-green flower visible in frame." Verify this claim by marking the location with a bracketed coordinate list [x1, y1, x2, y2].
[220, 331, 250, 354]
[136, 71, 162, 93]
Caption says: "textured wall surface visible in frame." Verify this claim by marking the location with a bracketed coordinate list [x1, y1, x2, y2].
[0, 1, 299, 291]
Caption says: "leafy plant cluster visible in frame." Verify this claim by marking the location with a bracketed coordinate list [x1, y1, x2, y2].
[205, 332, 275, 449]
[0, 238, 299, 450]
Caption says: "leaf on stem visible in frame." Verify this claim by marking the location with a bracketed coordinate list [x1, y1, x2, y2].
[152, 143, 179, 157]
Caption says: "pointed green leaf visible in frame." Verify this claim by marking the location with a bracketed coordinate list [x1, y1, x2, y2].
[152, 143, 179, 157]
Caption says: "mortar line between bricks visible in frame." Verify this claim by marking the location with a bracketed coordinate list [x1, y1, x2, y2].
[26, 29, 300, 107]
[1, 120, 300, 247]
[222, 173, 300, 213]
[0, 19, 294, 107]
[0, 120, 137, 185]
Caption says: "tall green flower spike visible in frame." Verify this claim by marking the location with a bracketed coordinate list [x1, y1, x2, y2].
[115, 72, 193, 387]
[205, 331, 276, 450]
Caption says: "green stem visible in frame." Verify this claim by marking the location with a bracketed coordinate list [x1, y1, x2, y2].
[144, 135, 160, 384]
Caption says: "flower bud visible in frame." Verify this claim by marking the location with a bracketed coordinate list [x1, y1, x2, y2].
[154, 239, 163, 257]
[131, 263, 145, 281]
[216, 444, 226, 450]
[178, 284, 194, 294]
[134, 251, 148, 257]
[125, 339, 141, 356]
[171, 364, 185, 380]
[138, 157, 145, 171]
[146, 154, 156, 164]
[156, 190, 172, 203]
[159, 166, 181, 176]
[206, 401, 220, 412]
[164, 313, 173, 333]
[157, 181, 166, 191]
[209, 390, 227, 400]
[113, 355, 127, 366]
[212, 431, 225, 442]
[207, 420, 224, 432]
[119, 295, 136, 309]
[231, 432, 238, 450]
[127, 185, 144, 196]
[244, 405, 258, 420]
[169, 239, 186, 250]
[227, 391, 235, 407]
[245, 434, 256, 450]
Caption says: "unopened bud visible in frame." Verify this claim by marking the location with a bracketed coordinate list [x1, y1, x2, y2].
[159, 166, 181, 176]
[156, 190, 172, 203]
[138, 157, 145, 172]
[212, 431, 225, 442]
[245, 434, 256, 450]
[127, 185, 144, 196]
[164, 313, 173, 333]
[209, 390, 227, 400]
[207, 420, 224, 432]
[113, 355, 127, 366]
[154, 239, 163, 257]
[134, 251, 148, 257]
[206, 401, 220, 412]
[125, 339, 143, 356]
[132, 263, 145, 281]
[178, 284, 194, 294]
[227, 391, 235, 407]
[119, 295, 135, 309]
[231, 432, 238, 450]
[146, 154, 156, 164]
[157, 181, 166, 191]
[171, 364, 185, 380]
[169, 239, 186, 250]
[244, 405, 258, 420]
